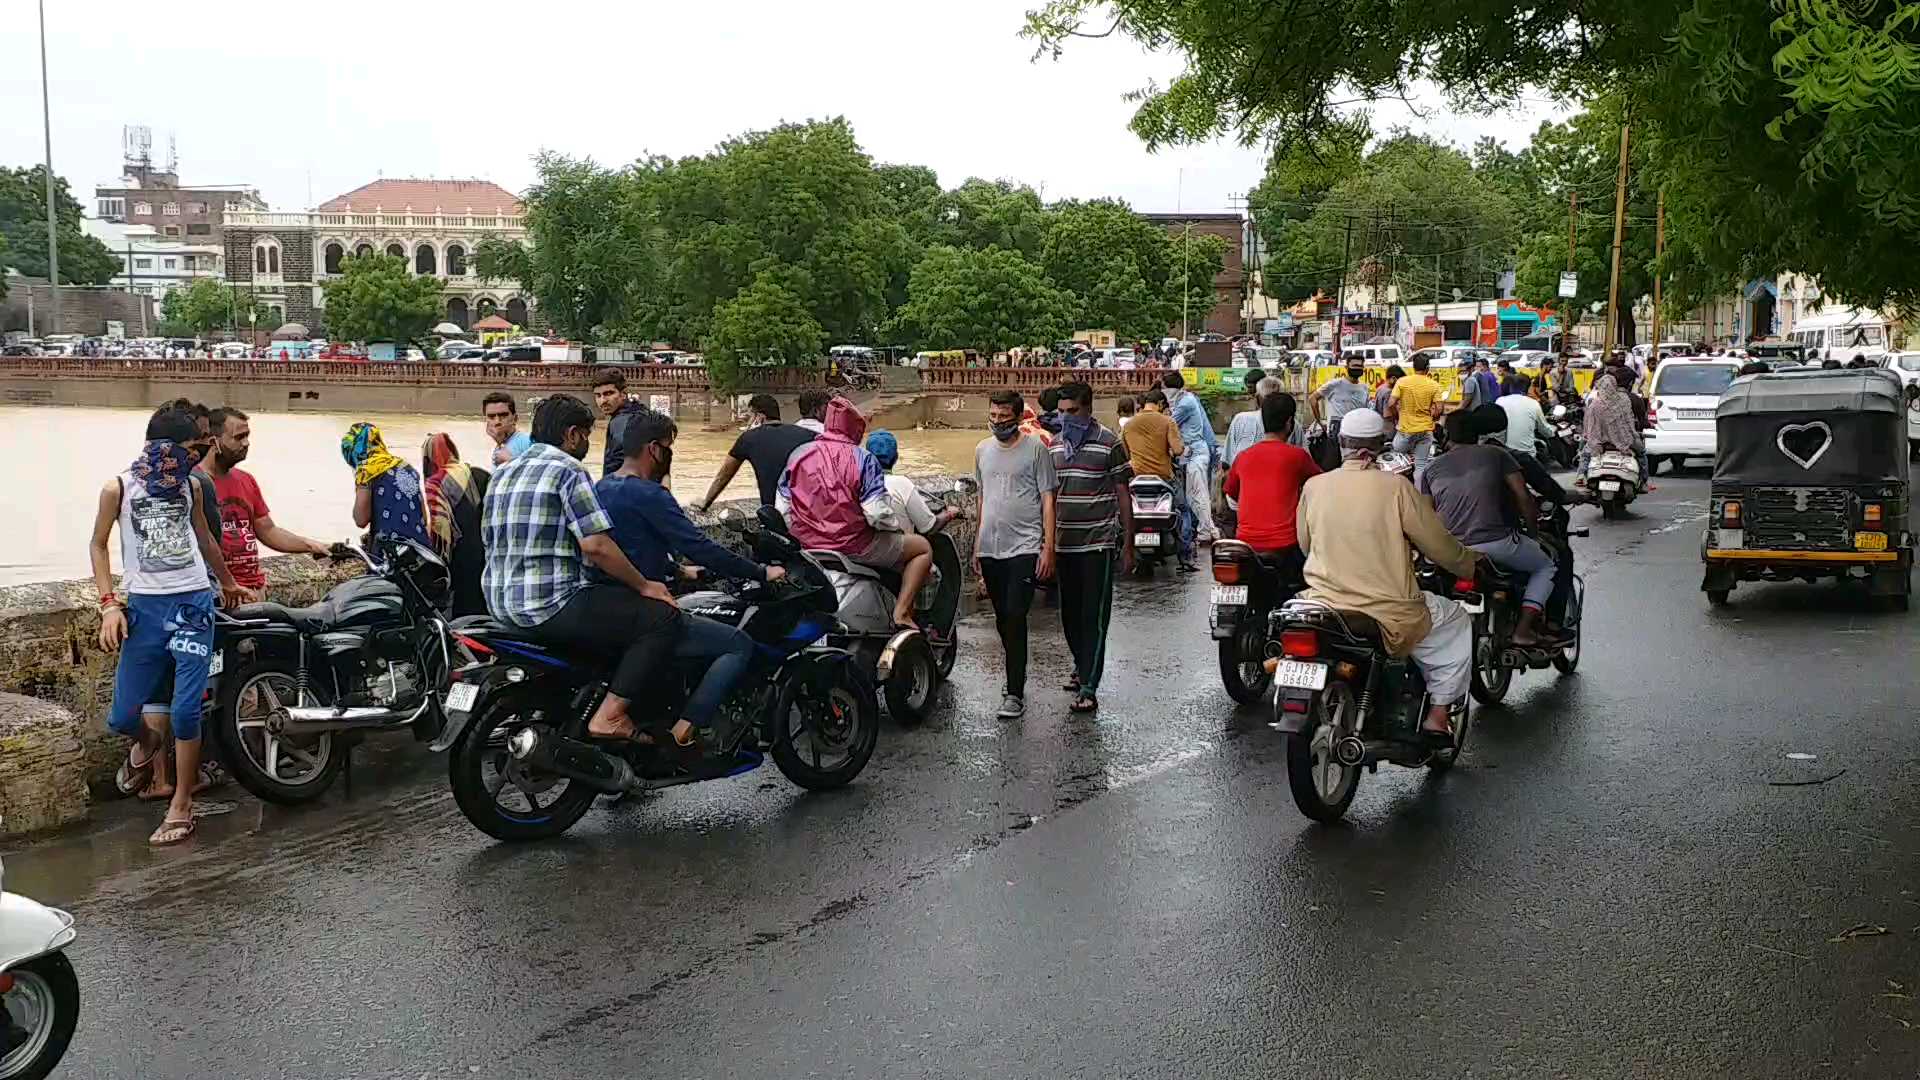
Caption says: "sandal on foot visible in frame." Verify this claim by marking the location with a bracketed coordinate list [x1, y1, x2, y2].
[1069, 693, 1099, 714]
[116, 746, 158, 797]
[149, 815, 195, 846]
[1418, 724, 1454, 747]
[1062, 675, 1081, 693]
[587, 718, 643, 742]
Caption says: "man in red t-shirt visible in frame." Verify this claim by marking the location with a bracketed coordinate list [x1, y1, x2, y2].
[1223, 392, 1320, 577]
[201, 407, 333, 598]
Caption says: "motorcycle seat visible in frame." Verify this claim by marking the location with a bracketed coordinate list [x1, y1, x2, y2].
[448, 615, 552, 645]
[806, 550, 884, 581]
[1329, 609, 1387, 644]
[225, 600, 332, 633]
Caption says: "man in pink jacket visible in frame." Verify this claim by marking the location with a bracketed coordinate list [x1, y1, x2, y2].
[778, 397, 932, 630]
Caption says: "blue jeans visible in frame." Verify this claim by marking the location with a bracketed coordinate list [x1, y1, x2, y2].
[1470, 533, 1556, 611]
[1393, 431, 1433, 481]
[108, 590, 215, 741]
[676, 614, 755, 727]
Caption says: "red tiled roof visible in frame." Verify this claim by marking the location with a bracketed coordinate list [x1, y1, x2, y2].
[317, 179, 522, 215]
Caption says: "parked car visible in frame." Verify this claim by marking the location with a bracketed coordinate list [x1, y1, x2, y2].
[1644, 356, 1743, 471]
[1, 343, 37, 357]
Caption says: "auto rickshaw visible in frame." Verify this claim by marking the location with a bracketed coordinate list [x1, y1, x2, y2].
[1701, 368, 1913, 610]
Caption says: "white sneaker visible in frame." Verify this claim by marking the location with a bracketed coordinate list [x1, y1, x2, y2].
[997, 695, 1025, 719]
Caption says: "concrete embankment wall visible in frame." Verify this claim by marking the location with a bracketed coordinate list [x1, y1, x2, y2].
[0, 374, 735, 420]
[0, 478, 977, 837]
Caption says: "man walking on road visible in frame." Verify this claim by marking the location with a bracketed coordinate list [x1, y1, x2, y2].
[974, 390, 1058, 719]
[200, 407, 333, 600]
[1387, 354, 1444, 481]
[483, 392, 533, 465]
[695, 394, 816, 510]
[1048, 382, 1134, 714]
[1160, 372, 1218, 544]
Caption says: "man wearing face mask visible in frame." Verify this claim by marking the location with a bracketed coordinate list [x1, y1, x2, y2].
[1310, 362, 1374, 471]
[482, 394, 682, 746]
[974, 390, 1058, 719]
[597, 410, 786, 749]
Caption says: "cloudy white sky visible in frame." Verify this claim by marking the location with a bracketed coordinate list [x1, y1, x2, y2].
[4, 0, 1569, 213]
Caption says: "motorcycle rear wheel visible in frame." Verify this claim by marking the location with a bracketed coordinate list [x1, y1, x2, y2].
[1286, 682, 1361, 822]
[449, 694, 598, 842]
[0, 952, 78, 1080]
[1468, 618, 1511, 705]
[1217, 620, 1272, 706]
[216, 659, 342, 805]
[772, 663, 878, 790]
[881, 634, 938, 724]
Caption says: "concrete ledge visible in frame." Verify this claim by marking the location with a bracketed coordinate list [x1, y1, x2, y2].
[0, 692, 90, 837]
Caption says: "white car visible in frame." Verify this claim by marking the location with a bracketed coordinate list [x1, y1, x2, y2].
[1887, 352, 1920, 457]
[1644, 357, 1742, 470]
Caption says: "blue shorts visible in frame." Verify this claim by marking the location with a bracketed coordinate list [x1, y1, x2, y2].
[108, 590, 215, 742]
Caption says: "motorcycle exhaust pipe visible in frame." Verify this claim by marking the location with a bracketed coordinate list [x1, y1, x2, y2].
[282, 701, 429, 733]
[506, 725, 635, 794]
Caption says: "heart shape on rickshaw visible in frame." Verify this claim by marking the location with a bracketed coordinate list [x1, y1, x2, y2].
[1775, 421, 1833, 470]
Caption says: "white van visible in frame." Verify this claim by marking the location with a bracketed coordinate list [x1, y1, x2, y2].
[1343, 343, 1405, 367]
[1644, 357, 1742, 470]
[1788, 308, 1892, 366]
[1408, 344, 1485, 370]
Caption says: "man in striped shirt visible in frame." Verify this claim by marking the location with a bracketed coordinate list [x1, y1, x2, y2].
[1048, 381, 1135, 714]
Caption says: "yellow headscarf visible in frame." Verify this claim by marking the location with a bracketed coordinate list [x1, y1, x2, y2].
[341, 422, 405, 487]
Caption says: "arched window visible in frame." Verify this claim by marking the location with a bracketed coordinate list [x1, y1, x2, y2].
[447, 297, 470, 330]
[354, 243, 374, 259]
[268, 247, 280, 274]
[255, 246, 267, 274]
[475, 297, 498, 320]
[505, 297, 529, 326]
[385, 243, 405, 261]
[445, 244, 467, 277]
[415, 244, 437, 275]
[323, 243, 344, 274]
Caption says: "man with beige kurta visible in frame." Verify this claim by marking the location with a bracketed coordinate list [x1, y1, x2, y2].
[1296, 408, 1482, 741]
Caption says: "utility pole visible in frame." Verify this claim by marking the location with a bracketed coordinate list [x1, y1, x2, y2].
[38, 0, 61, 336]
[1561, 191, 1577, 363]
[1434, 251, 1443, 328]
[1650, 187, 1666, 361]
[1600, 122, 1632, 364]
[1333, 215, 1353, 360]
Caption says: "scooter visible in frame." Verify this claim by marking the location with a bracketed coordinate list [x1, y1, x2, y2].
[1465, 503, 1588, 704]
[1586, 447, 1641, 519]
[0, 850, 79, 1079]
[1127, 475, 1180, 573]
[1210, 539, 1305, 705]
[809, 523, 961, 723]
[1269, 570, 1484, 823]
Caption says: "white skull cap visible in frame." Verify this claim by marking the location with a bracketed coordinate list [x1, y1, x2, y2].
[1339, 407, 1387, 440]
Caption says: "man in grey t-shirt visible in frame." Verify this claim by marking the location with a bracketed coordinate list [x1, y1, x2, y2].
[974, 390, 1059, 719]
[1311, 362, 1373, 469]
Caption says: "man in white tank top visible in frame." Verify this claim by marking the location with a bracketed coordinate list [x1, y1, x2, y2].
[90, 407, 243, 846]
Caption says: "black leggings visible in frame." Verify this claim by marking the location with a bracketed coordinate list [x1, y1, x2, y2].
[978, 554, 1038, 696]
[532, 585, 682, 700]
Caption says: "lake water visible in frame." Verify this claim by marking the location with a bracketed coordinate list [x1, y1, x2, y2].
[2, 406, 989, 586]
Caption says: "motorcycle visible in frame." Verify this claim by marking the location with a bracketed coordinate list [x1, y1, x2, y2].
[1209, 539, 1305, 705]
[1546, 401, 1584, 469]
[1269, 572, 1483, 823]
[1465, 504, 1589, 705]
[1127, 474, 1180, 573]
[1586, 447, 1641, 519]
[808, 521, 961, 723]
[435, 507, 878, 842]
[0, 850, 78, 1080]
[210, 538, 454, 804]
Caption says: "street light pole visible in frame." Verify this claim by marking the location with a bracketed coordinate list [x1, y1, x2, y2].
[38, 0, 62, 336]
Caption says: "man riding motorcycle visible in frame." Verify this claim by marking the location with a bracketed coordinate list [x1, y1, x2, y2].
[1222, 391, 1319, 579]
[1296, 408, 1483, 743]
[1419, 407, 1559, 647]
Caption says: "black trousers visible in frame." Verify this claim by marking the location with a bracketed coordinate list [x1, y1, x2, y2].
[1056, 549, 1116, 694]
[977, 554, 1038, 696]
[532, 585, 682, 700]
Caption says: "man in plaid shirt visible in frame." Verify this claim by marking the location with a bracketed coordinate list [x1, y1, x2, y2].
[482, 393, 681, 742]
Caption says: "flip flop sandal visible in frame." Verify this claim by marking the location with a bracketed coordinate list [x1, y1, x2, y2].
[1419, 725, 1455, 747]
[1069, 693, 1099, 714]
[115, 747, 158, 797]
[149, 816, 196, 846]
[586, 719, 644, 742]
[1062, 676, 1081, 692]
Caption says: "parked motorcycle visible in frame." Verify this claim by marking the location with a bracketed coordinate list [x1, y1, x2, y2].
[1465, 504, 1589, 704]
[0, 850, 78, 1080]
[1586, 448, 1641, 519]
[1269, 572, 1484, 823]
[1546, 401, 1584, 469]
[1209, 540, 1304, 704]
[436, 507, 878, 842]
[1127, 474, 1180, 573]
[809, 522, 961, 723]
[210, 538, 454, 804]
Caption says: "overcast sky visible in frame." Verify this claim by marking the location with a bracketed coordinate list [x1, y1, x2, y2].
[4, 0, 1569, 214]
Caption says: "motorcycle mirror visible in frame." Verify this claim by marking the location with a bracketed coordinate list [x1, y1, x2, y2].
[1551, 405, 1568, 419]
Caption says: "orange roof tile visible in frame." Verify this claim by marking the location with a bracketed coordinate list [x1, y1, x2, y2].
[318, 179, 522, 215]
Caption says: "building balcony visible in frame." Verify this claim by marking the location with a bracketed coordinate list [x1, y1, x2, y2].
[226, 209, 525, 233]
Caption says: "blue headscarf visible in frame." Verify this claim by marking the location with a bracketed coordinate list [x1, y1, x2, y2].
[1058, 411, 1096, 453]
[866, 429, 900, 470]
[130, 440, 195, 502]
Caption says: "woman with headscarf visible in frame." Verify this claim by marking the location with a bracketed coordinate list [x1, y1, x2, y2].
[1579, 374, 1641, 487]
[342, 422, 431, 549]
[421, 432, 491, 615]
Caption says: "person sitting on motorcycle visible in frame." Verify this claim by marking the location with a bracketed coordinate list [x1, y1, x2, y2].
[777, 397, 929, 631]
[1120, 389, 1192, 570]
[1222, 391, 1319, 581]
[1492, 374, 1576, 506]
[864, 429, 960, 536]
[1420, 407, 1559, 647]
[595, 409, 787, 748]
[1297, 408, 1483, 743]
[1577, 373, 1643, 489]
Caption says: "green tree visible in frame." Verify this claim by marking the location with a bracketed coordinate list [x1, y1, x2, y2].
[319, 254, 443, 345]
[0, 165, 120, 287]
[166, 279, 273, 336]
[1246, 115, 1373, 303]
[703, 273, 826, 396]
[1023, 0, 1920, 312]
[1171, 231, 1231, 335]
[930, 179, 1053, 260]
[888, 245, 1078, 353]
[1040, 199, 1191, 340]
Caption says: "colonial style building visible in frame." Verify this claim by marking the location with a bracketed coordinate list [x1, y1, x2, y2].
[221, 178, 533, 335]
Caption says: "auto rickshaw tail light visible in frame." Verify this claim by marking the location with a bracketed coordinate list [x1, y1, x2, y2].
[1864, 503, 1883, 527]
[1721, 501, 1741, 526]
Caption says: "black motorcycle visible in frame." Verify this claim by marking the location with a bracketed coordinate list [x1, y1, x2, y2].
[434, 507, 879, 842]
[1545, 399, 1585, 469]
[1466, 504, 1587, 704]
[210, 538, 454, 804]
[1209, 539, 1304, 704]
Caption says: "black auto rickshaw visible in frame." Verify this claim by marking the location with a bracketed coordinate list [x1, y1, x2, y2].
[1701, 368, 1913, 610]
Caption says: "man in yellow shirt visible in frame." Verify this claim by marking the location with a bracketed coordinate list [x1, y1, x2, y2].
[1387, 352, 1444, 481]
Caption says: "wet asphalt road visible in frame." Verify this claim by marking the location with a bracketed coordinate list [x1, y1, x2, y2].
[7, 470, 1919, 1079]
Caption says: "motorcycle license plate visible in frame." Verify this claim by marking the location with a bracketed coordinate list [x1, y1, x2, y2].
[208, 650, 223, 676]
[1274, 660, 1328, 690]
[1598, 480, 1622, 493]
[1856, 531, 1888, 551]
[444, 681, 480, 714]
[1210, 585, 1248, 606]
[1134, 532, 1161, 548]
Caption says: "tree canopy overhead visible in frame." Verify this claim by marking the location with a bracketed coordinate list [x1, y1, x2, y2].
[1024, 0, 1920, 311]
[0, 165, 121, 292]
